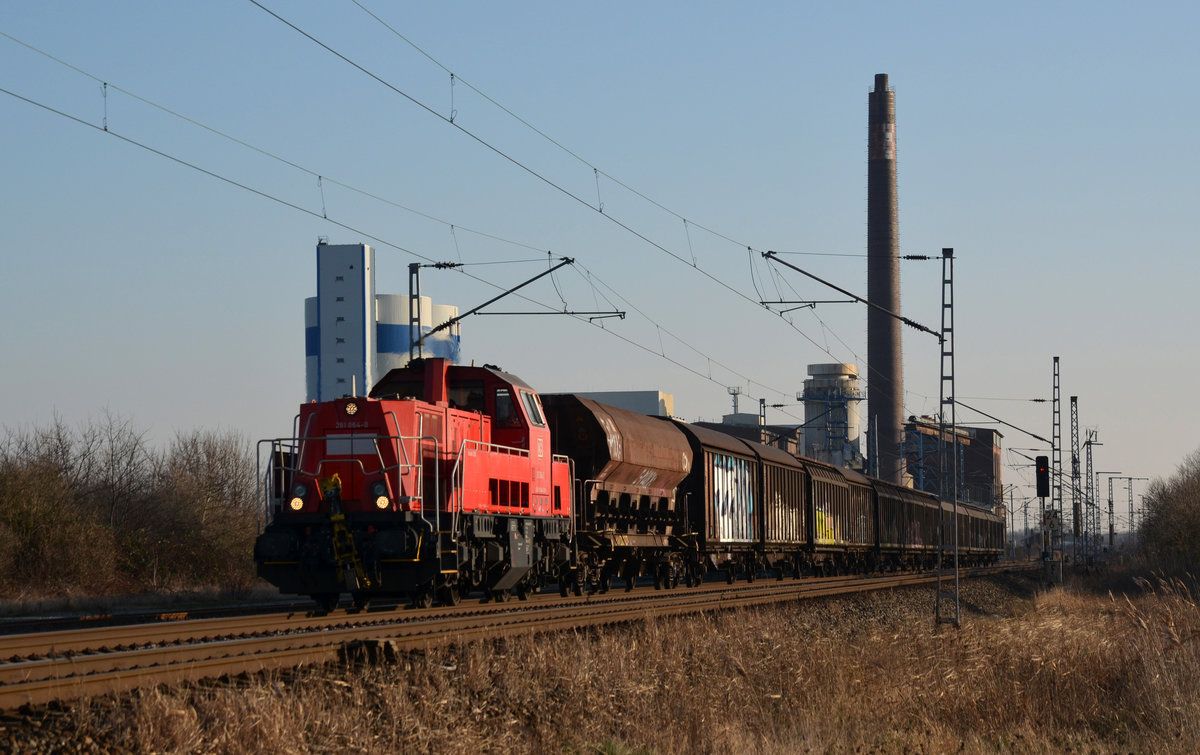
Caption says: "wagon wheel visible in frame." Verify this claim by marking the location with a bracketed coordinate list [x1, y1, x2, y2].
[312, 593, 339, 613]
[598, 563, 614, 594]
[351, 591, 371, 611]
[667, 560, 680, 589]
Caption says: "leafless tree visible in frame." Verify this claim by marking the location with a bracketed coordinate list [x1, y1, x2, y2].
[1139, 447, 1200, 571]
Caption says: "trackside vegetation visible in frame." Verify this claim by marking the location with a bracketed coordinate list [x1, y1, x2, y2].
[1139, 447, 1200, 571]
[0, 415, 259, 600]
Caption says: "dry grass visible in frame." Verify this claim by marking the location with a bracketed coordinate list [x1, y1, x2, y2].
[13, 573, 1200, 753]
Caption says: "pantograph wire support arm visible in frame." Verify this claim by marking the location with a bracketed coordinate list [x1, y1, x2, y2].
[761, 250, 940, 340]
[421, 257, 576, 343]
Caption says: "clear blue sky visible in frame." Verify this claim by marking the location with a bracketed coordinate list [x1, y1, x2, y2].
[2, 2, 1196, 525]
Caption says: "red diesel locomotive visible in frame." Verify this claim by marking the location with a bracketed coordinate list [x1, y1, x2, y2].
[253, 358, 575, 610]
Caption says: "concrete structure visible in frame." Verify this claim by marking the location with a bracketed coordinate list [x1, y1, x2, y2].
[696, 419, 803, 457]
[721, 413, 761, 427]
[904, 416, 1004, 509]
[800, 363, 864, 470]
[305, 243, 376, 402]
[375, 294, 460, 375]
[573, 390, 674, 418]
[305, 242, 460, 402]
[867, 73, 904, 484]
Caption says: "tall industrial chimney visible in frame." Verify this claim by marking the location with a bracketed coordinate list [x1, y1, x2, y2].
[867, 73, 903, 484]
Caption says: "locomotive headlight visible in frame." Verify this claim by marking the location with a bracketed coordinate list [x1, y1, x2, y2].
[371, 481, 390, 509]
[288, 483, 308, 512]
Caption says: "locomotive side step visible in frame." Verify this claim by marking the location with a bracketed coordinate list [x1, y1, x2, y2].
[437, 530, 459, 574]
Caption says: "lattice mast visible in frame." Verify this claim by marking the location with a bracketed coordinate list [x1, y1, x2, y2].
[936, 248, 960, 627]
[1070, 396, 1081, 560]
[1052, 357, 1063, 551]
[1084, 429, 1096, 565]
[1108, 477, 1116, 548]
[1128, 483, 1138, 543]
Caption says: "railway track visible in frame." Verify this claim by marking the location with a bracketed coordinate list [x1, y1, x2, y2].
[0, 599, 312, 638]
[0, 565, 1030, 711]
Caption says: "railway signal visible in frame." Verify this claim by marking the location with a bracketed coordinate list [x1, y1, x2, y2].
[1035, 455, 1050, 498]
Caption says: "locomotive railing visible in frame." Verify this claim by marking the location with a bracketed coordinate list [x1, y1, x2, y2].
[444, 440, 574, 519]
[256, 431, 431, 528]
[445, 438, 530, 517]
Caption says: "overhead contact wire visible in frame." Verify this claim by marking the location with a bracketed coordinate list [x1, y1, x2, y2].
[254, 2, 850, 366]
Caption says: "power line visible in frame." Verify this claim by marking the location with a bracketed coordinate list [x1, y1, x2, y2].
[0, 81, 795, 412]
[246, 1, 871, 377]
[254, 1, 957, 432]
[6, 15, 994, 434]
[0, 27, 806, 406]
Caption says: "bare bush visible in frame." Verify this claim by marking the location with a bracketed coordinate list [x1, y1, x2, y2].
[0, 417, 258, 598]
[1140, 447, 1200, 571]
[151, 429, 258, 591]
[0, 431, 123, 595]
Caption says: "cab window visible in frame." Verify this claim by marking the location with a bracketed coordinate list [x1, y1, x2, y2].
[495, 388, 522, 427]
[520, 390, 546, 427]
[448, 379, 485, 412]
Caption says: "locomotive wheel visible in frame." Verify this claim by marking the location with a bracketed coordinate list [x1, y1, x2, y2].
[413, 587, 434, 609]
[351, 591, 371, 611]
